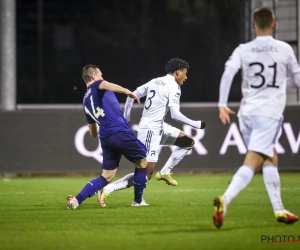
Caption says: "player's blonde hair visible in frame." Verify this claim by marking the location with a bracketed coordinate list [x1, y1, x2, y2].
[82, 64, 99, 83]
[253, 7, 275, 30]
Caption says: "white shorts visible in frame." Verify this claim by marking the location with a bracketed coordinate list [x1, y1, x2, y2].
[238, 116, 283, 157]
[137, 123, 181, 162]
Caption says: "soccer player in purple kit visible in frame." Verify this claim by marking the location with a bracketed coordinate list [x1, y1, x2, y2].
[67, 64, 148, 208]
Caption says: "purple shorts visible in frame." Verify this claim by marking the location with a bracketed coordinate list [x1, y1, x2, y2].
[100, 131, 147, 170]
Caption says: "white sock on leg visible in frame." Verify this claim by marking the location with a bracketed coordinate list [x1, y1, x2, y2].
[105, 173, 149, 194]
[262, 165, 284, 212]
[223, 165, 255, 206]
[160, 147, 192, 175]
[105, 173, 134, 194]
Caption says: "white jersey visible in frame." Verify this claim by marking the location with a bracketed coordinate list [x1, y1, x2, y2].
[136, 74, 181, 130]
[225, 36, 300, 120]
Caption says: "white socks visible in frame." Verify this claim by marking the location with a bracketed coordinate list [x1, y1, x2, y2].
[105, 146, 192, 194]
[105, 173, 149, 194]
[104, 173, 134, 194]
[160, 147, 192, 175]
[223, 164, 285, 213]
[223, 165, 255, 206]
[262, 165, 284, 212]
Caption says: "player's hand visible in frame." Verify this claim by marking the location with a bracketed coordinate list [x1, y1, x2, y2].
[126, 90, 140, 104]
[219, 106, 236, 125]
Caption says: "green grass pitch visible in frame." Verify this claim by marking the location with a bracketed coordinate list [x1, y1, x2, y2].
[0, 173, 299, 250]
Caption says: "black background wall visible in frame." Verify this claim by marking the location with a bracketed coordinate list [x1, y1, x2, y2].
[17, 0, 244, 104]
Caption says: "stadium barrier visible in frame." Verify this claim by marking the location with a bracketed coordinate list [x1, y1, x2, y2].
[0, 104, 299, 175]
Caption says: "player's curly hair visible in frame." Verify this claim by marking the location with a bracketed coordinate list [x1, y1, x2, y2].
[165, 57, 189, 73]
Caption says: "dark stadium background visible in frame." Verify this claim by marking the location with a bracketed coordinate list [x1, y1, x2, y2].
[17, 0, 244, 104]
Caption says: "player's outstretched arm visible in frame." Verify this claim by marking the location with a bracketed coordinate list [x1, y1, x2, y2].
[99, 81, 140, 103]
[170, 106, 205, 129]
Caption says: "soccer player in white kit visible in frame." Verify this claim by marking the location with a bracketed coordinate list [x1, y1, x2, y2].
[213, 7, 300, 228]
[98, 58, 206, 206]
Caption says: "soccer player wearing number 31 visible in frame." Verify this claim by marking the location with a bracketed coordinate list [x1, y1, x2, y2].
[213, 7, 300, 228]
[67, 65, 148, 208]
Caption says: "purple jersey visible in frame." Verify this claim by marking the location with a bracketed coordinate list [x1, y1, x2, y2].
[83, 80, 132, 138]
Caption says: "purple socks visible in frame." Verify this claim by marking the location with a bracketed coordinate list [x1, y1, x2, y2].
[76, 176, 108, 205]
[133, 167, 147, 203]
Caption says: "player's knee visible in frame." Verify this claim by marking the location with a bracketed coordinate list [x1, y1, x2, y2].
[136, 157, 148, 169]
[107, 176, 115, 183]
[175, 134, 194, 148]
[182, 135, 194, 147]
[189, 138, 195, 147]
[102, 173, 115, 182]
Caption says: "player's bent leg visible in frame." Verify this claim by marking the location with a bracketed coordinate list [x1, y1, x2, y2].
[159, 145, 192, 176]
[158, 132, 194, 186]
